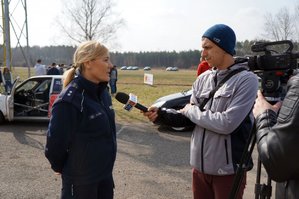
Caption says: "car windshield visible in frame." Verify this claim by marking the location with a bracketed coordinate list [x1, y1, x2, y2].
[16, 80, 39, 93]
[15, 78, 52, 94]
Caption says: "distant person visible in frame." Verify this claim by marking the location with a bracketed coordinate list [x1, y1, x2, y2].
[47, 63, 60, 75]
[1, 67, 13, 94]
[0, 67, 4, 92]
[34, 59, 47, 76]
[58, 64, 65, 75]
[45, 40, 116, 199]
[197, 59, 211, 76]
[109, 65, 118, 95]
[0, 67, 2, 85]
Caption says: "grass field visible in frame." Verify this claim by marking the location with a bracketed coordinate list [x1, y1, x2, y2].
[6, 67, 197, 123]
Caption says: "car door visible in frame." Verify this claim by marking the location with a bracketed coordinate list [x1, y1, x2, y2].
[13, 77, 51, 118]
[6, 77, 20, 121]
[48, 77, 63, 117]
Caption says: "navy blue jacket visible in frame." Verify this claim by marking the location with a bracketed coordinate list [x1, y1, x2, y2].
[47, 67, 60, 75]
[45, 75, 116, 185]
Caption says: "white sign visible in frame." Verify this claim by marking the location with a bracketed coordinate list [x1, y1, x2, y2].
[144, 73, 154, 86]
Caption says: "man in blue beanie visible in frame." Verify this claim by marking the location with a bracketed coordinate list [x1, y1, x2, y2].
[144, 24, 258, 199]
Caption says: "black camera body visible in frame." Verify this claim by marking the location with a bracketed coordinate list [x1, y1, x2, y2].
[247, 40, 299, 103]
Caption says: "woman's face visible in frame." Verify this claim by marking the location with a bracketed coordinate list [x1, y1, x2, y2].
[83, 52, 113, 84]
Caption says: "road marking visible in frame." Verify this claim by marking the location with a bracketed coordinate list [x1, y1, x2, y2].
[116, 126, 126, 135]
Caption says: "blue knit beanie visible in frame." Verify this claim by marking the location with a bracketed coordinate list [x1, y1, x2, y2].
[202, 24, 236, 55]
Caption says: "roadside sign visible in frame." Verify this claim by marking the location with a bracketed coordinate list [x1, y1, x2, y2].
[144, 73, 153, 86]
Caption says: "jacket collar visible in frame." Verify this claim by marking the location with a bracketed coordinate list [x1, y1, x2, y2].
[77, 74, 108, 99]
[216, 61, 249, 77]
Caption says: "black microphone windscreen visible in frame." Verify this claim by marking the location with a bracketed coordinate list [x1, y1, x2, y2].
[115, 92, 129, 104]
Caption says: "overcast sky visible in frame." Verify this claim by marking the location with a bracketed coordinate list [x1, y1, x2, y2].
[13, 0, 299, 52]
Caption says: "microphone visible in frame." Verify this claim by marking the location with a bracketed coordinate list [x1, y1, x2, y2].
[115, 92, 148, 112]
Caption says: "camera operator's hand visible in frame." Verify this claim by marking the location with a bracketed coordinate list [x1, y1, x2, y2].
[143, 106, 158, 122]
[253, 90, 282, 118]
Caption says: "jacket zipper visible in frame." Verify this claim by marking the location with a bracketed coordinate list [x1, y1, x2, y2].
[100, 100, 114, 134]
[201, 130, 206, 172]
[201, 71, 218, 172]
[225, 139, 229, 164]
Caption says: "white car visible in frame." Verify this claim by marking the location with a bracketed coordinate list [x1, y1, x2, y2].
[143, 66, 151, 71]
[0, 75, 63, 124]
[166, 66, 178, 71]
[131, 66, 139, 70]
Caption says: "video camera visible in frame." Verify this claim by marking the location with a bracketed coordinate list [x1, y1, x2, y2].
[247, 40, 299, 103]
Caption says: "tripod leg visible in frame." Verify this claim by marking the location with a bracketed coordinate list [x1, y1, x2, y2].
[255, 158, 262, 199]
[265, 177, 272, 199]
[255, 157, 272, 199]
[229, 127, 256, 199]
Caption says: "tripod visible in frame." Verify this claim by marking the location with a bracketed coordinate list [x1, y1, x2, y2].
[229, 124, 272, 199]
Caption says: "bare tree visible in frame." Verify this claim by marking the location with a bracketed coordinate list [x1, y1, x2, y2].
[263, 7, 295, 41]
[57, 0, 124, 45]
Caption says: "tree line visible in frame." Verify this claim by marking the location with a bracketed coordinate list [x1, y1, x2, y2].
[2, 2, 299, 70]
[2, 40, 299, 69]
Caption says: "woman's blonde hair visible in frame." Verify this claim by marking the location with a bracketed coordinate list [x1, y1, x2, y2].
[63, 40, 108, 88]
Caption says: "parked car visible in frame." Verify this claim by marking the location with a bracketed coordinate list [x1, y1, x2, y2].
[0, 75, 63, 124]
[120, 66, 127, 70]
[172, 67, 178, 71]
[123, 66, 139, 70]
[166, 67, 172, 71]
[166, 66, 178, 71]
[131, 66, 139, 70]
[151, 89, 194, 131]
[144, 66, 151, 71]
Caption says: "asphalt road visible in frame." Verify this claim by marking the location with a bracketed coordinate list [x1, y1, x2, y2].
[0, 121, 274, 199]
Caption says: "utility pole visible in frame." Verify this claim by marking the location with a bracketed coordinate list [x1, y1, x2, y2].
[1, 0, 31, 77]
[2, 0, 11, 70]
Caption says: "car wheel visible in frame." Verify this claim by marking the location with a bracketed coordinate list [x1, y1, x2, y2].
[0, 111, 5, 124]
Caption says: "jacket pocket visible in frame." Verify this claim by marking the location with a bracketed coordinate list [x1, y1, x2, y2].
[214, 88, 233, 98]
[213, 88, 234, 111]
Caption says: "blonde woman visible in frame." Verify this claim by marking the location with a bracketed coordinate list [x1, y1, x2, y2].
[45, 41, 115, 199]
